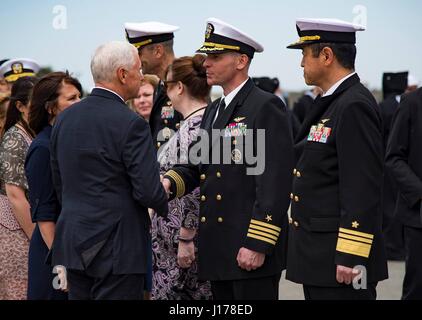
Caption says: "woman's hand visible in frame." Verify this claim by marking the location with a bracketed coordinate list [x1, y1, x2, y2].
[177, 241, 196, 269]
[5, 184, 34, 240]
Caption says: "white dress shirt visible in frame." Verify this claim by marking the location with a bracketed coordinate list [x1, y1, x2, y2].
[323, 72, 356, 97]
[213, 78, 249, 123]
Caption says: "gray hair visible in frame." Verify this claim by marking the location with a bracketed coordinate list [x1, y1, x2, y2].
[91, 41, 138, 83]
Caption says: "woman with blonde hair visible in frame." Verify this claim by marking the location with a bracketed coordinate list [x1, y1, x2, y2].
[130, 74, 159, 121]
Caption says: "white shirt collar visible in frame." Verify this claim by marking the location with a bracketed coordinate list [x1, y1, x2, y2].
[322, 72, 356, 97]
[94, 86, 125, 103]
[221, 78, 249, 107]
[305, 89, 317, 100]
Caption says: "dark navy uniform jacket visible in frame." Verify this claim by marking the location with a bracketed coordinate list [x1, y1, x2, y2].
[150, 83, 182, 149]
[386, 88, 422, 228]
[287, 74, 388, 287]
[165, 78, 294, 281]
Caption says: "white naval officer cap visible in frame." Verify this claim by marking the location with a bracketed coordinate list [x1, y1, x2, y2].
[197, 17, 264, 58]
[408, 74, 419, 87]
[287, 18, 366, 49]
[0, 58, 40, 83]
[124, 21, 180, 49]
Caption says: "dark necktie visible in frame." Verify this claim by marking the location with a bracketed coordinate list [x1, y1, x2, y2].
[213, 98, 226, 127]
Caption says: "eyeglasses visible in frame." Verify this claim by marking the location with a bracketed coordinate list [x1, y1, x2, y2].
[163, 80, 178, 89]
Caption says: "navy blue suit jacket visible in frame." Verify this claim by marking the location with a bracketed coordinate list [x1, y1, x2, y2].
[50, 88, 168, 275]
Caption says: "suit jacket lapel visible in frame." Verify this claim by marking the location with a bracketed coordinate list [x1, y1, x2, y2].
[202, 99, 219, 134]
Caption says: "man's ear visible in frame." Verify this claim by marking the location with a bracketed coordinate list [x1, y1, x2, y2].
[117, 67, 126, 84]
[236, 54, 250, 71]
[154, 44, 164, 59]
[321, 47, 335, 67]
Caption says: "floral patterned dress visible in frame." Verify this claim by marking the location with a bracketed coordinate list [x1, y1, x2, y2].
[0, 125, 32, 300]
[151, 114, 212, 300]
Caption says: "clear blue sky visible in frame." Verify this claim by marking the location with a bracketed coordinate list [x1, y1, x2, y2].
[1, 0, 421, 91]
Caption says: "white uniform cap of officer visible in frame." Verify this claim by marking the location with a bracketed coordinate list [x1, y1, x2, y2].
[124, 22, 180, 49]
[408, 74, 419, 87]
[0, 58, 40, 83]
[287, 18, 366, 49]
[197, 17, 264, 58]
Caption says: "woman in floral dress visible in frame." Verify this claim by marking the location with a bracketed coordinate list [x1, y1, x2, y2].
[152, 55, 212, 300]
[0, 77, 37, 300]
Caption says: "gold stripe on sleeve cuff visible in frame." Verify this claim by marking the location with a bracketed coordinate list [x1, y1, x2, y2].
[250, 219, 281, 232]
[339, 232, 373, 245]
[249, 224, 280, 237]
[339, 228, 374, 240]
[248, 229, 279, 242]
[247, 233, 277, 246]
[166, 170, 185, 198]
[336, 238, 372, 258]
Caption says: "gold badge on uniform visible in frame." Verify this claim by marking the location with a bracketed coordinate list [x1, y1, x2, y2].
[234, 117, 246, 123]
[231, 149, 242, 163]
[205, 23, 214, 39]
[12, 63, 23, 74]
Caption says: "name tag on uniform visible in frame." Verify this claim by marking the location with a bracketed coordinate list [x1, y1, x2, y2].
[161, 106, 175, 120]
[308, 124, 332, 144]
[224, 122, 248, 138]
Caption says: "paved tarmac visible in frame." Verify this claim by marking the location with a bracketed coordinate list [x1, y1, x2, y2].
[279, 261, 405, 300]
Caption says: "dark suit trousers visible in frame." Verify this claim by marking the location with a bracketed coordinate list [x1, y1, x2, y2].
[303, 283, 377, 300]
[402, 226, 422, 300]
[67, 238, 145, 300]
[211, 273, 281, 300]
[67, 270, 145, 300]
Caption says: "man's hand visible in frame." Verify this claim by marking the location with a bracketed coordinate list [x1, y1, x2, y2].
[162, 177, 172, 198]
[237, 248, 265, 272]
[336, 265, 361, 285]
[177, 241, 196, 269]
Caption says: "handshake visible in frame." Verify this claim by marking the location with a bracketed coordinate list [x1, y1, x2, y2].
[149, 175, 173, 218]
[160, 175, 172, 199]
